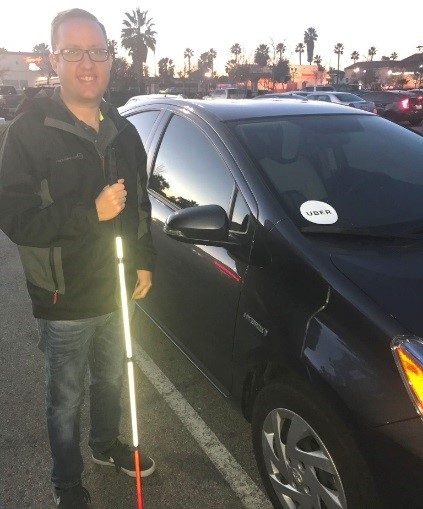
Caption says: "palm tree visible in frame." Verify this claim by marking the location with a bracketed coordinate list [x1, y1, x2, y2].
[276, 43, 286, 62]
[334, 43, 344, 84]
[351, 50, 360, 64]
[295, 43, 305, 65]
[368, 46, 377, 61]
[304, 27, 318, 65]
[158, 57, 174, 84]
[208, 48, 217, 76]
[230, 43, 242, 64]
[390, 52, 398, 60]
[121, 8, 157, 92]
[254, 44, 270, 67]
[184, 48, 194, 74]
[313, 55, 322, 68]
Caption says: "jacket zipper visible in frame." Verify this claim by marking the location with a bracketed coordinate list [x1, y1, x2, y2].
[49, 247, 59, 304]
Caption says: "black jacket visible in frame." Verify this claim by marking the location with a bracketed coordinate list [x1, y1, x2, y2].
[0, 90, 155, 320]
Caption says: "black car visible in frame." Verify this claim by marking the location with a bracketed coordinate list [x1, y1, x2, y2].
[119, 98, 423, 509]
[355, 90, 423, 126]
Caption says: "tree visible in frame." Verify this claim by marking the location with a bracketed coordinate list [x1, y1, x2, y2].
[276, 43, 286, 61]
[184, 48, 194, 74]
[33, 43, 54, 84]
[109, 56, 136, 91]
[313, 56, 326, 84]
[362, 68, 380, 89]
[254, 44, 270, 67]
[158, 57, 174, 85]
[198, 51, 211, 73]
[313, 55, 322, 68]
[390, 52, 398, 60]
[226, 61, 253, 85]
[273, 59, 291, 89]
[295, 43, 305, 65]
[121, 8, 156, 93]
[396, 76, 408, 89]
[0, 48, 8, 81]
[208, 48, 217, 76]
[368, 46, 377, 61]
[381, 56, 390, 61]
[230, 43, 242, 64]
[304, 27, 318, 65]
[107, 39, 118, 59]
[33, 43, 49, 53]
[334, 43, 344, 84]
[351, 50, 360, 64]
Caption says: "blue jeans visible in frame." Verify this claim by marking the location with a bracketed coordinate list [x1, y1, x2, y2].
[37, 302, 134, 488]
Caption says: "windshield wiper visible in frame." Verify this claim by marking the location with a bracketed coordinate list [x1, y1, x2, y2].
[300, 225, 415, 238]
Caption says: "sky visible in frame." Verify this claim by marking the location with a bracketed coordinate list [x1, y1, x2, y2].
[1, 1, 422, 75]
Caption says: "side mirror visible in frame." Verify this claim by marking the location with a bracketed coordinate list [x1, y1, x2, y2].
[164, 204, 236, 246]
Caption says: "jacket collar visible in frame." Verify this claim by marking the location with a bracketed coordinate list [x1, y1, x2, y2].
[23, 86, 129, 137]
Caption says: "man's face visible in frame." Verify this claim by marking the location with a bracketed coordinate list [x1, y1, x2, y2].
[50, 17, 112, 105]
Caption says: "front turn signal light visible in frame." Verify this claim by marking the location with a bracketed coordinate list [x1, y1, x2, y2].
[392, 336, 423, 416]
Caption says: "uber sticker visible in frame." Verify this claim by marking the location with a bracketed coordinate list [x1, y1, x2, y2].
[300, 201, 338, 224]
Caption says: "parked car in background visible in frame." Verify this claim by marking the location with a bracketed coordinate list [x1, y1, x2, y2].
[307, 91, 377, 112]
[300, 85, 335, 92]
[253, 92, 307, 100]
[209, 88, 252, 99]
[355, 90, 423, 126]
[391, 89, 423, 101]
[120, 96, 423, 509]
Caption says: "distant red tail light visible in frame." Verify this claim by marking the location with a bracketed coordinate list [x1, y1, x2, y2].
[400, 98, 409, 109]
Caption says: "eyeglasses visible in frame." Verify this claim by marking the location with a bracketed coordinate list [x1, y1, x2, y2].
[53, 48, 110, 62]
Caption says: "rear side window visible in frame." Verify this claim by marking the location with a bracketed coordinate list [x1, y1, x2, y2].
[127, 110, 160, 145]
[334, 93, 362, 102]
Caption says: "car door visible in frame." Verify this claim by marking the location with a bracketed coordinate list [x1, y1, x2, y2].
[142, 112, 254, 391]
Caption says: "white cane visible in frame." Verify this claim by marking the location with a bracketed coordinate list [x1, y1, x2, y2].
[109, 147, 144, 509]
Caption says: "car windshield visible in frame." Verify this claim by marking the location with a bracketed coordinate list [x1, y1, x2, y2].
[232, 114, 423, 233]
[334, 93, 363, 102]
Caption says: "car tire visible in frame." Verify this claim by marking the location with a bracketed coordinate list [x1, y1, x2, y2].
[252, 377, 380, 509]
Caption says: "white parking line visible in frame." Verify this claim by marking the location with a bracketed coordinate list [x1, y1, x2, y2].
[134, 346, 272, 509]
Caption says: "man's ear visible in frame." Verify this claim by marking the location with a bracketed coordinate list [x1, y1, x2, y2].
[49, 52, 58, 73]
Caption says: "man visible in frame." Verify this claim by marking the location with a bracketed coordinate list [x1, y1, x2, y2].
[0, 9, 156, 508]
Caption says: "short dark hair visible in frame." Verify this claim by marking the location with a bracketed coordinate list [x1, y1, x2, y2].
[51, 8, 107, 50]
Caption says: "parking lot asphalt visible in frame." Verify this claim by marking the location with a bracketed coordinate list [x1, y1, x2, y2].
[0, 230, 271, 509]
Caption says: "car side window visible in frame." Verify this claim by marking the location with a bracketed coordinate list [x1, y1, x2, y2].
[230, 190, 250, 233]
[149, 114, 234, 211]
[127, 110, 160, 145]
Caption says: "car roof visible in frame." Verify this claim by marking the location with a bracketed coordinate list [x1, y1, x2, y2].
[120, 97, 371, 122]
[254, 92, 305, 98]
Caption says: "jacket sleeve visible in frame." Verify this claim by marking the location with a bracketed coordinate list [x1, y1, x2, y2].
[130, 136, 156, 272]
[0, 124, 102, 247]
